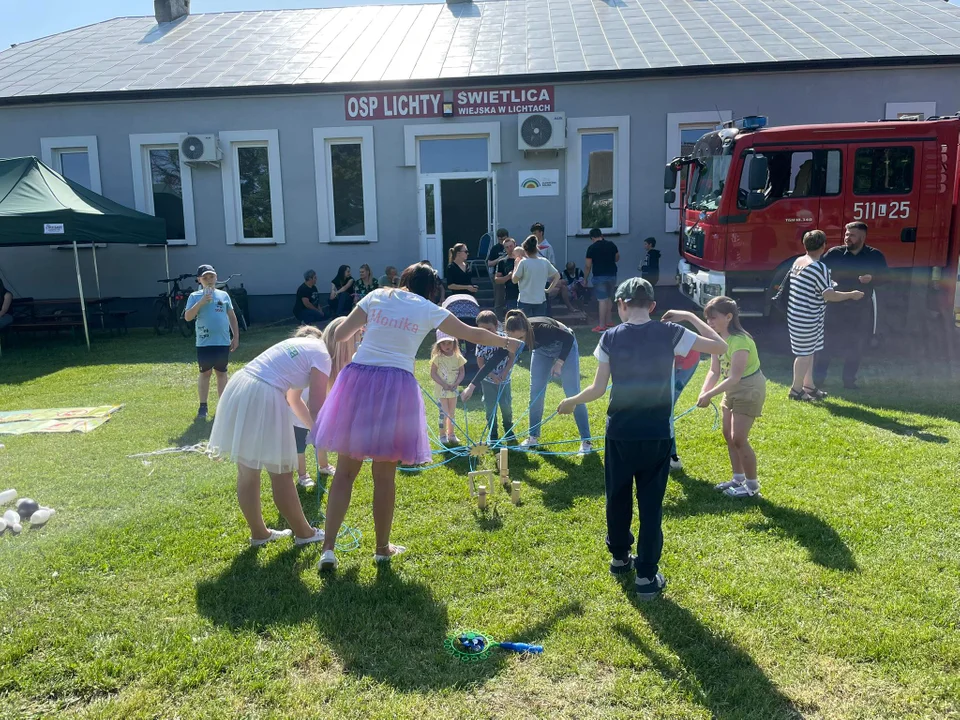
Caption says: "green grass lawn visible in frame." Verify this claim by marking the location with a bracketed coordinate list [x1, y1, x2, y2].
[1, 326, 959, 719]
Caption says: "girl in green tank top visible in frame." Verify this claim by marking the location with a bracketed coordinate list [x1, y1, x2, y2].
[699, 296, 766, 499]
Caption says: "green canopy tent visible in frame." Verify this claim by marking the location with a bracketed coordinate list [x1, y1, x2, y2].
[0, 156, 168, 349]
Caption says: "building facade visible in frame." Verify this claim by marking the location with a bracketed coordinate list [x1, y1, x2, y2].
[1, 0, 959, 319]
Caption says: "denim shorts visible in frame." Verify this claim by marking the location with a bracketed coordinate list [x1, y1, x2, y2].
[294, 426, 309, 454]
[197, 345, 230, 373]
[593, 275, 617, 301]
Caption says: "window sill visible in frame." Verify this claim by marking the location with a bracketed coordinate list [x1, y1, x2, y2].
[140, 241, 189, 247]
[321, 238, 378, 245]
[53, 243, 107, 249]
[234, 240, 279, 246]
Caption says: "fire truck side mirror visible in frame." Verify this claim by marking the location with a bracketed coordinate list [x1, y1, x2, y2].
[664, 189, 676, 205]
[664, 165, 678, 191]
[747, 155, 769, 191]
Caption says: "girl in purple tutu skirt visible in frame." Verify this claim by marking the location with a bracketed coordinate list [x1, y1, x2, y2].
[311, 262, 522, 571]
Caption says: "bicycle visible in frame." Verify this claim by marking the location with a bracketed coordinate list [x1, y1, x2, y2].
[216, 273, 249, 331]
[154, 273, 194, 337]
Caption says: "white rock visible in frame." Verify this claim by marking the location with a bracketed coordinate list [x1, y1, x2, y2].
[2, 510, 19, 526]
[0, 489, 16, 505]
[29, 509, 51, 526]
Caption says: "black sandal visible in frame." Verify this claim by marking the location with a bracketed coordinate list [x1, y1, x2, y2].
[803, 386, 828, 400]
[789, 389, 814, 402]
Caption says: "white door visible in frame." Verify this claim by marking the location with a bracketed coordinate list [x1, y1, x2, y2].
[417, 176, 443, 271]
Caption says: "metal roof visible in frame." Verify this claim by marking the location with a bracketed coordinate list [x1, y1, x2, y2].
[1, 0, 960, 102]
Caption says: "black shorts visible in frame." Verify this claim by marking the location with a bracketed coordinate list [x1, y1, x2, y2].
[197, 345, 230, 373]
[294, 426, 309, 454]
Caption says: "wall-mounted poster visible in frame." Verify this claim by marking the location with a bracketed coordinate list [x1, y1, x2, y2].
[519, 170, 560, 197]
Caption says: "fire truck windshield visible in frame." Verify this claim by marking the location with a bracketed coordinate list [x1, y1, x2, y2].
[686, 131, 733, 212]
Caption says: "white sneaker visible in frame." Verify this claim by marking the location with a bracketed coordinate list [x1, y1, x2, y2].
[250, 528, 292, 547]
[374, 544, 407, 563]
[293, 527, 325, 546]
[520, 436, 539, 448]
[670, 456, 683, 471]
[318, 549, 338, 572]
[297, 474, 316, 489]
[578, 441, 593, 455]
[316, 464, 335, 476]
[724, 483, 759, 498]
[714, 479, 742, 491]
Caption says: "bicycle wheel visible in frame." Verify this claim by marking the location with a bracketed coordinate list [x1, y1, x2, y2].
[176, 295, 194, 338]
[153, 299, 173, 335]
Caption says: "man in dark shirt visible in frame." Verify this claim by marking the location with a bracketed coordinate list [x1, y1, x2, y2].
[293, 269, 325, 326]
[488, 228, 510, 317]
[584, 228, 619, 332]
[494, 237, 519, 314]
[813, 222, 887, 390]
[0, 277, 13, 330]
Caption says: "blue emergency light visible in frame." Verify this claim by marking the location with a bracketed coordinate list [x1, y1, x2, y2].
[740, 115, 768, 130]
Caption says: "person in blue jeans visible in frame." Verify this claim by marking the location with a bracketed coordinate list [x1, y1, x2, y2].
[503, 310, 592, 454]
[469, 311, 516, 442]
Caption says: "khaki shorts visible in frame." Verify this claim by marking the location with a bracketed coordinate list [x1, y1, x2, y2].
[721, 370, 766, 418]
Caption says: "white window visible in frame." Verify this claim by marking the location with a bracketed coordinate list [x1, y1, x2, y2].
[219, 130, 285, 245]
[885, 102, 937, 121]
[313, 127, 378, 243]
[565, 116, 630, 236]
[41, 136, 101, 192]
[130, 134, 197, 245]
[41, 136, 104, 248]
[403, 122, 502, 167]
[665, 111, 732, 232]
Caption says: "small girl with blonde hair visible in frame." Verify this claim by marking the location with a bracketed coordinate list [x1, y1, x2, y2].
[430, 331, 466, 445]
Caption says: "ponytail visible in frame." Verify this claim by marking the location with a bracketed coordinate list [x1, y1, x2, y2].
[504, 309, 535, 350]
[448, 243, 468, 266]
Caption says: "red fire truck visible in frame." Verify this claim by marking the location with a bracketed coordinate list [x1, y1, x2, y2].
[664, 115, 960, 329]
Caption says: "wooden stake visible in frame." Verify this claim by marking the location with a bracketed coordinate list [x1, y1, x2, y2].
[478, 485, 487, 509]
[511, 481, 521, 505]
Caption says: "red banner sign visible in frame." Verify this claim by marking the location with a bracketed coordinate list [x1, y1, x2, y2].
[345, 91, 443, 120]
[455, 85, 554, 116]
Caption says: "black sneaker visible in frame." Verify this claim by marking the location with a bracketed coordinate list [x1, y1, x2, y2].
[609, 555, 634, 576]
[197, 404, 208, 419]
[635, 572, 667, 601]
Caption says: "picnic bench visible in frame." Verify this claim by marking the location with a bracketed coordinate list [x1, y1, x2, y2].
[1, 297, 136, 347]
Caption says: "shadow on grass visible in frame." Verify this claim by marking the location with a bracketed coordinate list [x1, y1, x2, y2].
[616, 599, 803, 720]
[820, 401, 949, 443]
[195, 550, 579, 691]
[667, 472, 858, 572]
[519, 451, 604, 511]
[169, 416, 211, 446]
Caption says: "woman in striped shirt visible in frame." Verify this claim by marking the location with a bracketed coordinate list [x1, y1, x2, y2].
[786, 230, 863, 401]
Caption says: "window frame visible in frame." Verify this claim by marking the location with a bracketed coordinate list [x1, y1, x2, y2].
[129, 133, 197, 246]
[41, 136, 104, 249]
[219, 130, 285, 245]
[665, 111, 732, 231]
[852, 146, 916, 196]
[403, 122, 501, 167]
[566, 116, 631, 236]
[313, 126, 378, 244]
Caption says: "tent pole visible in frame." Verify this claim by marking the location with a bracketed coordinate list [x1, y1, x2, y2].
[73, 241, 91, 351]
[91, 242, 104, 329]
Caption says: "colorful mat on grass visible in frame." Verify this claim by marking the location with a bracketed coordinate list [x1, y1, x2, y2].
[0, 406, 122, 435]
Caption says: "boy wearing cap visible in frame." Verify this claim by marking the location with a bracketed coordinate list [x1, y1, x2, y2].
[558, 278, 726, 599]
[184, 264, 240, 419]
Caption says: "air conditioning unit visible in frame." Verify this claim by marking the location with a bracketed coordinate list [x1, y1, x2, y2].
[518, 112, 566, 151]
[180, 133, 220, 163]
